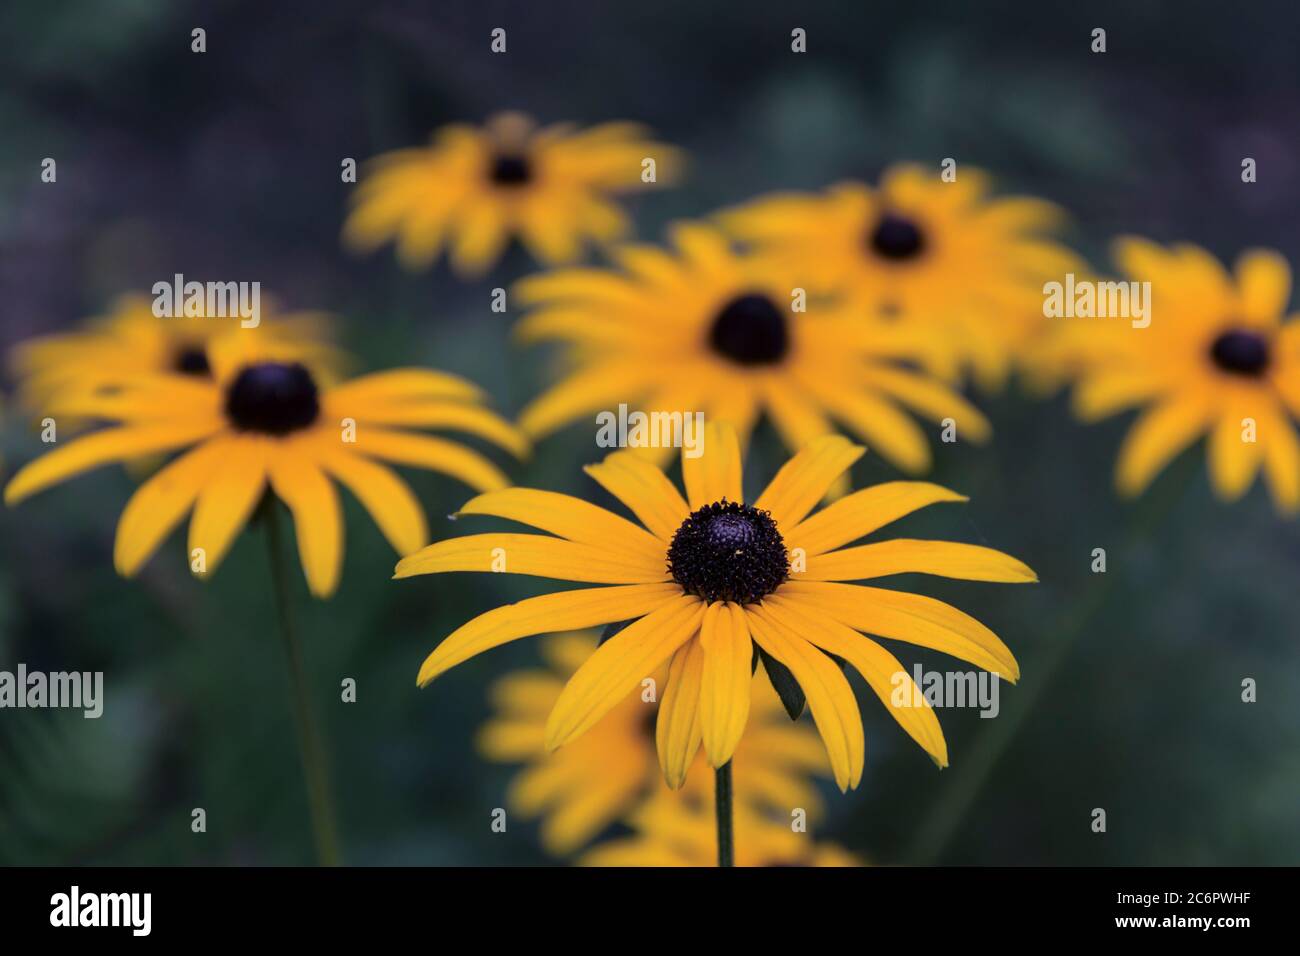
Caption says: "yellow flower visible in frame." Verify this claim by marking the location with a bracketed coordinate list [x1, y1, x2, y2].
[580, 795, 861, 867]
[400, 421, 1033, 792]
[4, 334, 526, 597]
[718, 165, 1081, 390]
[10, 293, 342, 415]
[1048, 239, 1300, 512]
[344, 112, 682, 276]
[514, 222, 990, 475]
[477, 631, 830, 856]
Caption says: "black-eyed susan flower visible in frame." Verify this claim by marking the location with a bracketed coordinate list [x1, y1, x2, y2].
[1046, 239, 1300, 512]
[514, 223, 989, 475]
[718, 165, 1082, 390]
[10, 293, 342, 415]
[344, 112, 682, 276]
[400, 422, 1032, 794]
[478, 631, 830, 856]
[580, 794, 860, 867]
[5, 334, 526, 597]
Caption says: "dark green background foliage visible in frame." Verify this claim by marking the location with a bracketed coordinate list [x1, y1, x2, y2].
[1, 1, 1297, 865]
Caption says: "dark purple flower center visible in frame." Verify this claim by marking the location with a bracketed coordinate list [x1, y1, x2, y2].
[708, 293, 790, 366]
[868, 212, 925, 261]
[1209, 329, 1270, 377]
[668, 500, 789, 605]
[224, 362, 320, 435]
[489, 153, 532, 186]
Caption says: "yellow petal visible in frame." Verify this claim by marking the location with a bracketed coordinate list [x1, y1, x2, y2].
[802, 539, 1037, 583]
[1071, 371, 1166, 423]
[762, 597, 948, 767]
[5, 422, 219, 505]
[780, 581, 1019, 681]
[324, 369, 483, 406]
[416, 583, 681, 686]
[507, 759, 573, 815]
[1207, 411, 1262, 502]
[545, 595, 704, 750]
[698, 601, 752, 767]
[486, 671, 565, 717]
[1115, 397, 1209, 497]
[1235, 249, 1291, 321]
[267, 449, 344, 598]
[188, 438, 268, 576]
[1260, 405, 1300, 513]
[862, 366, 992, 443]
[393, 197, 456, 270]
[538, 773, 642, 856]
[607, 243, 691, 293]
[517, 360, 658, 440]
[815, 388, 932, 474]
[656, 637, 704, 788]
[456, 487, 664, 562]
[317, 445, 427, 557]
[746, 608, 864, 791]
[760, 377, 837, 459]
[514, 307, 644, 347]
[519, 202, 582, 265]
[475, 719, 546, 761]
[669, 222, 735, 279]
[449, 202, 509, 277]
[514, 268, 646, 310]
[113, 440, 228, 577]
[754, 434, 864, 532]
[394, 533, 669, 584]
[323, 397, 527, 458]
[44, 383, 222, 422]
[739, 762, 825, 818]
[786, 481, 967, 557]
[583, 449, 691, 540]
[682, 420, 742, 508]
[742, 723, 830, 774]
[352, 428, 509, 492]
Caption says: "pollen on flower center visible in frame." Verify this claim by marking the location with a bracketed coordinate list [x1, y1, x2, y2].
[489, 153, 532, 187]
[1209, 328, 1270, 377]
[708, 293, 790, 366]
[868, 212, 926, 261]
[224, 362, 321, 435]
[667, 500, 790, 605]
[174, 345, 211, 376]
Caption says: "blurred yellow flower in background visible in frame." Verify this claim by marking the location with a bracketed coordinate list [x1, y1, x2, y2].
[515, 222, 989, 475]
[9, 293, 343, 416]
[1044, 240, 1300, 512]
[719, 165, 1082, 390]
[401, 422, 1032, 792]
[5, 335, 526, 597]
[477, 631, 831, 856]
[581, 795, 860, 867]
[344, 112, 682, 276]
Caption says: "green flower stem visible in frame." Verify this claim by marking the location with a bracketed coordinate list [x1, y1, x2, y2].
[262, 499, 342, 867]
[715, 760, 735, 867]
[905, 455, 1197, 865]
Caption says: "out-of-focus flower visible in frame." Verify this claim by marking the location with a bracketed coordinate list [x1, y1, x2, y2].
[9, 293, 343, 416]
[1043, 239, 1300, 512]
[719, 165, 1082, 390]
[5, 335, 526, 597]
[514, 222, 989, 475]
[401, 422, 1032, 792]
[581, 795, 861, 867]
[344, 112, 682, 276]
[477, 631, 830, 856]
